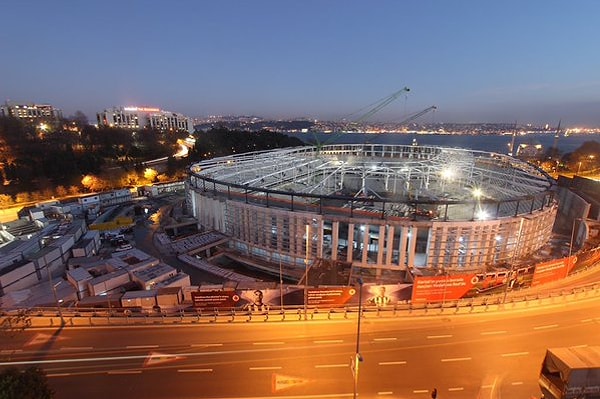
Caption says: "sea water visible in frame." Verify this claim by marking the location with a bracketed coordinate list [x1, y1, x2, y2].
[290, 132, 600, 155]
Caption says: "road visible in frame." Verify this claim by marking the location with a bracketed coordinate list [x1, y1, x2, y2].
[2, 296, 599, 399]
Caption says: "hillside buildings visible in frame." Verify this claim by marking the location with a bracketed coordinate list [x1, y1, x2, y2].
[96, 106, 194, 133]
[1, 102, 63, 123]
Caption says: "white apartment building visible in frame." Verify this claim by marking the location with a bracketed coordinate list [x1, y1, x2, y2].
[96, 106, 194, 133]
[1, 102, 63, 122]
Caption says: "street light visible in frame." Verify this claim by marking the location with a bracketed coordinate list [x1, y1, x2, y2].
[353, 277, 364, 399]
[51, 281, 65, 326]
[279, 258, 284, 310]
[503, 217, 524, 304]
[304, 223, 310, 320]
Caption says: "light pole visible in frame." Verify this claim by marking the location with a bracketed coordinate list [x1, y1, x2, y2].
[353, 277, 364, 399]
[567, 218, 584, 277]
[47, 264, 65, 326]
[304, 223, 310, 320]
[503, 217, 524, 303]
[52, 281, 65, 326]
[279, 258, 284, 310]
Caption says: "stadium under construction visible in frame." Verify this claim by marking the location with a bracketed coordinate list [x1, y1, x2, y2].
[187, 143, 556, 284]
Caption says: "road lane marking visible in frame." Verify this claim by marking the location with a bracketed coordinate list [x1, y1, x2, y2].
[249, 366, 282, 370]
[59, 346, 93, 351]
[511, 381, 524, 385]
[47, 373, 71, 377]
[413, 389, 430, 393]
[314, 340, 344, 344]
[190, 343, 223, 347]
[480, 330, 507, 335]
[448, 387, 464, 391]
[373, 337, 397, 342]
[481, 384, 494, 389]
[315, 364, 348, 368]
[107, 370, 142, 375]
[126, 345, 158, 349]
[253, 342, 284, 345]
[441, 357, 471, 362]
[378, 361, 407, 365]
[501, 351, 529, 357]
[178, 368, 213, 373]
[0, 350, 22, 354]
[377, 391, 393, 395]
[581, 319, 593, 322]
[533, 324, 558, 330]
[427, 334, 453, 339]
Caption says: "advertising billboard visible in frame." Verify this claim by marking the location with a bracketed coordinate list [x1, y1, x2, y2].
[411, 274, 477, 303]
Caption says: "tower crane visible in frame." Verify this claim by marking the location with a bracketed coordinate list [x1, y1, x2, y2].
[315, 87, 410, 150]
[397, 105, 437, 127]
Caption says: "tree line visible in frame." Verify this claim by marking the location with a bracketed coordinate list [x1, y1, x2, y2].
[0, 116, 304, 208]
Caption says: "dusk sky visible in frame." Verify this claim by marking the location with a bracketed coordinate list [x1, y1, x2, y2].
[2, 1, 600, 126]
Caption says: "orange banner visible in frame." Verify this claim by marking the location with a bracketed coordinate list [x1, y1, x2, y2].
[531, 257, 575, 287]
[411, 274, 477, 303]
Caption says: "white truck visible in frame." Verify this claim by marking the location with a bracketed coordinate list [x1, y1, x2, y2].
[539, 346, 600, 399]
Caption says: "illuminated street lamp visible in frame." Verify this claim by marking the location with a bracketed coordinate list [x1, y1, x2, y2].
[353, 277, 364, 399]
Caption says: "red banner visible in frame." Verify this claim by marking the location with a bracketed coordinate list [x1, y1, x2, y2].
[531, 257, 574, 287]
[411, 274, 477, 303]
[191, 290, 240, 309]
[307, 287, 358, 307]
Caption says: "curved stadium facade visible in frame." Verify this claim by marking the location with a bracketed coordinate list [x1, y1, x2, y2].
[187, 144, 556, 281]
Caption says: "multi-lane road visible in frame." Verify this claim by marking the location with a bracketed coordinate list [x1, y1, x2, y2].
[2, 295, 599, 399]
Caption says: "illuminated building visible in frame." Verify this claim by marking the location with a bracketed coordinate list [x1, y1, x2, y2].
[187, 144, 557, 278]
[1, 102, 63, 122]
[96, 106, 194, 133]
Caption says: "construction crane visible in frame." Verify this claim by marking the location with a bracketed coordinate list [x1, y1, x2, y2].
[397, 105, 437, 127]
[316, 87, 410, 150]
[348, 86, 411, 124]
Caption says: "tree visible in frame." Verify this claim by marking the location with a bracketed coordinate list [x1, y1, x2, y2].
[55, 185, 68, 197]
[15, 192, 31, 203]
[0, 366, 54, 399]
[0, 194, 13, 208]
[70, 110, 88, 129]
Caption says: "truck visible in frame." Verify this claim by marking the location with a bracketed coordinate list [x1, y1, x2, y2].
[539, 346, 600, 399]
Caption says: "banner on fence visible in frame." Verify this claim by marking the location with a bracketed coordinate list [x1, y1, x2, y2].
[411, 274, 477, 303]
[531, 257, 573, 287]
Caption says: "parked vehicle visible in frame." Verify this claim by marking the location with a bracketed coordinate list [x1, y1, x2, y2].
[538, 346, 600, 399]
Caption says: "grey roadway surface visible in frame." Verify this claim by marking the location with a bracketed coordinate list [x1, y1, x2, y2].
[2, 295, 600, 399]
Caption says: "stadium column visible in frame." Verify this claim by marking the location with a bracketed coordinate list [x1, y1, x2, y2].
[385, 225, 395, 266]
[407, 226, 417, 269]
[331, 221, 340, 261]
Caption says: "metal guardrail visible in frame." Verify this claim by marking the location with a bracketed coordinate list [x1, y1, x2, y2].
[2, 282, 599, 329]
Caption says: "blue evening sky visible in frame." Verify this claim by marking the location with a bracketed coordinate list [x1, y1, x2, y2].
[1, 1, 599, 126]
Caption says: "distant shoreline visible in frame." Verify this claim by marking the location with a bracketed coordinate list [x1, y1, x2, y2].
[288, 132, 600, 154]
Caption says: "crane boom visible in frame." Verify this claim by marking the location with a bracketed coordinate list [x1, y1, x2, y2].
[397, 105, 437, 126]
[316, 87, 411, 150]
[353, 87, 410, 123]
